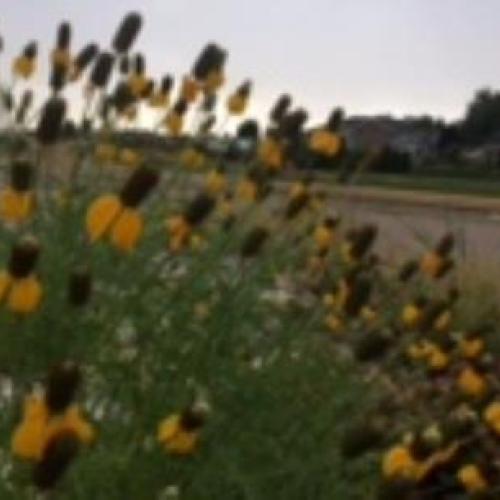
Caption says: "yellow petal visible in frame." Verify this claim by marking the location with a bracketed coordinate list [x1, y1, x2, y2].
[128, 74, 149, 97]
[157, 414, 198, 455]
[457, 367, 487, 398]
[181, 77, 200, 103]
[309, 130, 342, 157]
[483, 402, 500, 435]
[205, 170, 227, 196]
[165, 430, 198, 455]
[52, 49, 71, 69]
[0, 188, 35, 224]
[110, 208, 143, 252]
[11, 395, 49, 461]
[11, 418, 47, 461]
[227, 94, 247, 115]
[45, 405, 95, 446]
[457, 464, 488, 493]
[165, 113, 183, 137]
[382, 445, 418, 480]
[7, 276, 43, 315]
[86, 194, 122, 243]
[460, 338, 485, 360]
[158, 414, 181, 443]
[314, 226, 334, 252]
[258, 138, 283, 171]
[420, 252, 443, 278]
[149, 92, 169, 108]
[13, 56, 36, 79]
[236, 179, 257, 203]
[204, 69, 225, 93]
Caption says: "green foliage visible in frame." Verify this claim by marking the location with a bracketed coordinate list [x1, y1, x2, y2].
[462, 88, 500, 145]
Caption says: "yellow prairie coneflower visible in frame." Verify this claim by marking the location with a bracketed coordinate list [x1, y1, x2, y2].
[313, 217, 339, 253]
[382, 445, 419, 480]
[258, 134, 284, 172]
[204, 68, 225, 93]
[86, 167, 159, 252]
[50, 22, 72, 92]
[309, 108, 344, 157]
[420, 233, 454, 279]
[165, 99, 188, 137]
[460, 336, 485, 360]
[181, 75, 201, 103]
[12, 362, 94, 489]
[325, 313, 343, 335]
[69, 43, 98, 81]
[269, 93, 292, 126]
[167, 193, 215, 253]
[236, 168, 268, 203]
[0, 161, 35, 224]
[157, 403, 208, 455]
[406, 340, 433, 361]
[457, 366, 488, 398]
[128, 72, 149, 98]
[341, 225, 378, 265]
[149, 74, 173, 108]
[457, 464, 488, 494]
[483, 401, 500, 436]
[227, 80, 252, 115]
[118, 148, 142, 169]
[425, 344, 450, 372]
[127, 53, 149, 97]
[236, 177, 258, 203]
[309, 129, 342, 158]
[193, 43, 227, 92]
[205, 167, 227, 196]
[0, 237, 42, 315]
[13, 41, 38, 79]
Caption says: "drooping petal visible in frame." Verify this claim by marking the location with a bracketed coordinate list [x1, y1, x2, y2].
[7, 275, 43, 314]
[85, 194, 122, 242]
[0, 188, 35, 224]
[110, 208, 143, 252]
[11, 395, 49, 461]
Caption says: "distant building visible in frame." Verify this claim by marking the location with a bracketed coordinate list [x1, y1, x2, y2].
[341, 115, 440, 165]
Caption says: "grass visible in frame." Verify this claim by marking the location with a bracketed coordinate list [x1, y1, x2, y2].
[356, 171, 500, 198]
[0, 162, 381, 499]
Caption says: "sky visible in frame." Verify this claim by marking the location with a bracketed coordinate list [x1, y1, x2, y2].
[1, 0, 500, 127]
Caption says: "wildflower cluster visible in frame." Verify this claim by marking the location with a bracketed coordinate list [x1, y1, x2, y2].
[0, 10, 491, 499]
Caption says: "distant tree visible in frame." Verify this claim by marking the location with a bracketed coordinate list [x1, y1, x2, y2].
[370, 147, 411, 174]
[436, 123, 462, 159]
[462, 88, 500, 145]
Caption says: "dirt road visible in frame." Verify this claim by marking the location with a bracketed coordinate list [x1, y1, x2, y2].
[327, 186, 500, 277]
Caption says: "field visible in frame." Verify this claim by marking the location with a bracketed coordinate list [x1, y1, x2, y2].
[0, 152, 383, 499]
[358, 171, 500, 198]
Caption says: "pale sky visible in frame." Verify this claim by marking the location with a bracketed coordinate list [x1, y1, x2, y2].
[1, 0, 500, 127]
